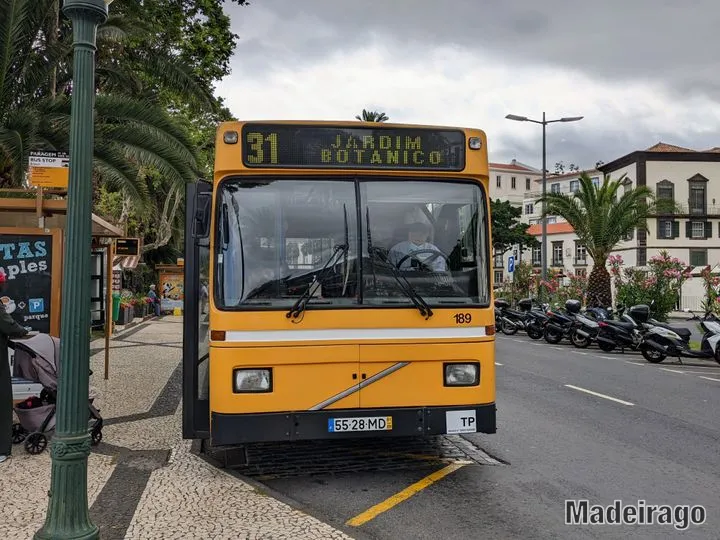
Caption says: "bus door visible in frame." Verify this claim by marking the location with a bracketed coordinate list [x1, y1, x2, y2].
[182, 179, 212, 439]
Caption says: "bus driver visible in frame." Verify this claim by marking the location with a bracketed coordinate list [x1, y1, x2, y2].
[388, 221, 447, 272]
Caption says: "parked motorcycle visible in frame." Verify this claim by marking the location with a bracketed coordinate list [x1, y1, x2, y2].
[569, 312, 600, 348]
[639, 307, 720, 364]
[595, 304, 643, 352]
[543, 299, 581, 344]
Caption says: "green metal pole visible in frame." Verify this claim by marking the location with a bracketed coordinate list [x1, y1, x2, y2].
[35, 1, 107, 539]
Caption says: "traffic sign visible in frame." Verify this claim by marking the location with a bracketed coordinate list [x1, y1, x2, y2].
[28, 151, 69, 188]
[508, 255, 515, 273]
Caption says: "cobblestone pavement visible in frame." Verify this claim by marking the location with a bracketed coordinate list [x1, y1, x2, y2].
[1, 317, 353, 540]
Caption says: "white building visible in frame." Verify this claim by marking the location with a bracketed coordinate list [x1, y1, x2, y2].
[492, 142, 720, 309]
[492, 168, 604, 284]
[488, 160, 542, 206]
[598, 142, 720, 309]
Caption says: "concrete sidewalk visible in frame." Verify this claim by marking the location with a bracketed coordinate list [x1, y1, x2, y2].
[1, 317, 352, 540]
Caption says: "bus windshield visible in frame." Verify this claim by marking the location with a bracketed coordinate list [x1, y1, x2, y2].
[215, 177, 490, 309]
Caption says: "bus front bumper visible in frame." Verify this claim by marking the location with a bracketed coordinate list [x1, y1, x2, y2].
[210, 404, 496, 446]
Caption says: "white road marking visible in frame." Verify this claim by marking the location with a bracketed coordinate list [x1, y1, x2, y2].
[564, 384, 635, 406]
[625, 361, 645, 366]
[699, 376, 720, 382]
[552, 347, 563, 351]
[573, 351, 588, 355]
[495, 362, 503, 366]
[659, 368, 685, 374]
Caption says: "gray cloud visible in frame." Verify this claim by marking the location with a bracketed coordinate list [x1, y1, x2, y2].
[224, 0, 720, 167]
[228, 0, 720, 98]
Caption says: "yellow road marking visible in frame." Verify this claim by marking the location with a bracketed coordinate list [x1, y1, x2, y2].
[345, 460, 471, 527]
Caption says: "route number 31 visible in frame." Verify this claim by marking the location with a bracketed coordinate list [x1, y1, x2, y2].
[453, 313, 472, 324]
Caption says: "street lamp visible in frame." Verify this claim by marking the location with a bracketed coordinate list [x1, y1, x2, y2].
[505, 112, 583, 282]
[35, 1, 112, 539]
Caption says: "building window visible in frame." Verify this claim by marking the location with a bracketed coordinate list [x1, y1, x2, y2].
[657, 219, 677, 239]
[569, 180, 579, 193]
[575, 268, 587, 277]
[496, 175, 502, 188]
[511, 176, 516, 190]
[637, 247, 647, 266]
[493, 253, 503, 268]
[552, 241, 563, 266]
[526, 178, 531, 191]
[524, 203, 534, 215]
[689, 221, 707, 239]
[689, 182, 706, 215]
[690, 249, 708, 267]
[551, 183, 560, 194]
[574, 242, 587, 265]
[532, 245, 541, 266]
[494, 270, 504, 284]
[591, 177, 600, 188]
[529, 218, 539, 225]
[546, 216, 557, 224]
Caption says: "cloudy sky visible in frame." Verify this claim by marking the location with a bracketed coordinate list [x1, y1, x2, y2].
[216, 0, 720, 170]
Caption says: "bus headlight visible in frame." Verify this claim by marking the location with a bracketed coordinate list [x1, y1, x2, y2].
[233, 368, 272, 393]
[444, 363, 479, 386]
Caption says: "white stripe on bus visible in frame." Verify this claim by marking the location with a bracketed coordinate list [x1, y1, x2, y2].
[223, 327, 487, 342]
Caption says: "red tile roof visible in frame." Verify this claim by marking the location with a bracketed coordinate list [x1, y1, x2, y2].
[526, 222, 575, 235]
[489, 162, 536, 172]
[645, 142, 694, 152]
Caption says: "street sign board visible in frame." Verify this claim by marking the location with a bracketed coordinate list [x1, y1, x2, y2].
[28, 151, 69, 188]
[115, 237, 141, 256]
[507, 255, 515, 273]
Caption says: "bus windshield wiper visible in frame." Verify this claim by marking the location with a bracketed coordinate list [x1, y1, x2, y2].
[368, 247, 433, 320]
[287, 205, 350, 320]
[286, 244, 348, 320]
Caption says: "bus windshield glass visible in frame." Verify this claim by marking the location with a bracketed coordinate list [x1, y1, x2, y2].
[215, 178, 489, 309]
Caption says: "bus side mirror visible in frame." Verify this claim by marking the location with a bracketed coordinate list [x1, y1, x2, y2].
[195, 192, 211, 239]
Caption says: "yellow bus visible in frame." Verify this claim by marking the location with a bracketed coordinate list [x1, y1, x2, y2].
[182, 120, 496, 447]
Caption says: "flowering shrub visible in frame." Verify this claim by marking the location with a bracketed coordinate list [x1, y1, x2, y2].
[609, 251, 689, 321]
[699, 267, 720, 315]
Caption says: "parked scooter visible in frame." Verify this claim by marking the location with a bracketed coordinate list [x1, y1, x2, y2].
[520, 298, 550, 340]
[639, 306, 720, 364]
[544, 299, 581, 344]
[569, 311, 600, 348]
[595, 304, 643, 352]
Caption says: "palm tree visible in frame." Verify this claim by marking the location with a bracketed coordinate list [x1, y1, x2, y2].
[0, 0, 202, 203]
[355, 109, 389, 122]
[539, 172, 655, 306]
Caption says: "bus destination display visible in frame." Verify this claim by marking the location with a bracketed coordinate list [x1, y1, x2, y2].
[241, 124, 465, 170]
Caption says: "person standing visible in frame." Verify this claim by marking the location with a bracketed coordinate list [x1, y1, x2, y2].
[148, 284, 161, 317]
[0, 269, 29, 464]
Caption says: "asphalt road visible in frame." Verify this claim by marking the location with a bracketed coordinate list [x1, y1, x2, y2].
[238, 335, 720, 540]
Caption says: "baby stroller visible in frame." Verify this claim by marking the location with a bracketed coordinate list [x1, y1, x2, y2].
[10, 333, 103, 455]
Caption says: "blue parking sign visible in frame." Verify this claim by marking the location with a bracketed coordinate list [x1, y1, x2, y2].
[507, 255, 515, 273]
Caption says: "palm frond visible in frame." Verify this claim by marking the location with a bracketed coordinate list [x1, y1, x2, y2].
[539, 171, 654, 262]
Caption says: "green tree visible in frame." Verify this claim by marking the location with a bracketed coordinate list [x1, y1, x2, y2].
[539, 172, 655, 306]
[490, 199, 539, 257]
[355, 109, 389, 122]
[0, 0, 201, 200]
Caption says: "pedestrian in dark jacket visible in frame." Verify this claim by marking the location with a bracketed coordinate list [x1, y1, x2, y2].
[0, 269, 29, 463]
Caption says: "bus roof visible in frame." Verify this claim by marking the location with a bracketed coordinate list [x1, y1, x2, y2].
[218, 119, 486, 134]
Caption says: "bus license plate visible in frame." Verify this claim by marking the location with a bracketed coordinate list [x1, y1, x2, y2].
[328, 416, 393, 433]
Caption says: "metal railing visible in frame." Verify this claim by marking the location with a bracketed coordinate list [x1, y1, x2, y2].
[654, 203, 720, 216]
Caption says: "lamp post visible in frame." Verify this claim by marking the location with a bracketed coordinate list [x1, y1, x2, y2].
[505, 112, 583, 282]
[35, 1, 111, 538]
